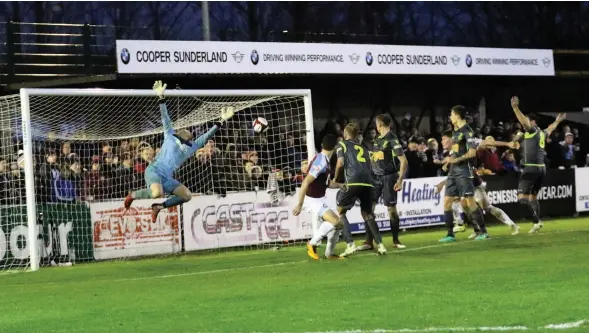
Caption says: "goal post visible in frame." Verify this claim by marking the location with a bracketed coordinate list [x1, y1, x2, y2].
[5, 88, 316, 272]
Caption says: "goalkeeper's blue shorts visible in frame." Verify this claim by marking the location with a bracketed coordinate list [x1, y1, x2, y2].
[144, 165, 181, 194]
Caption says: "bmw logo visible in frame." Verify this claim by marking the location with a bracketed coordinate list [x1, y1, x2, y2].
[251, 50, 259, 65]
[120, 48, 130, 65]
[365, 52, 373, 66]
[465, 54, 472, 68]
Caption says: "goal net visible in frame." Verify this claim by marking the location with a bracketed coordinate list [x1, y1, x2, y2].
[0, 89, 315, 271]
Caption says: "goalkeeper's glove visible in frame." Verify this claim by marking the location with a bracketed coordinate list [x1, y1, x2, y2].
[216, 107, 235, 127]
[153, 80, 167, 100]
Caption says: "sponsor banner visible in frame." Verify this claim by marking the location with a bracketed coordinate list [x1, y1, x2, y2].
[116, 40, 555, 76]
[183, 190, 313, 251]
[484, 169, 575, 219]
[0, 204, 93, 265]
[90, 199, 181, 260]
[327, 176, 446, 233]
[575, 167, 589, 212]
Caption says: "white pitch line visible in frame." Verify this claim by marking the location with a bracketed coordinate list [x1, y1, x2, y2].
[249, 319, 587, 333]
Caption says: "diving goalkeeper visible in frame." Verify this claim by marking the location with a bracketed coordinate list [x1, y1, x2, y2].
[124, 80, 234, 221]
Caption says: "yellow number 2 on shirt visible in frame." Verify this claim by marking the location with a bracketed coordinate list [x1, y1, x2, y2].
[354, 145, 366, 162]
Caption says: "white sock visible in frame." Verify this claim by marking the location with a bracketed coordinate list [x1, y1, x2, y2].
[325, 230, 340, 257]
[452, 202, 463, 224]
[310, 222, 335, 246]
[490, 206, 514, 226]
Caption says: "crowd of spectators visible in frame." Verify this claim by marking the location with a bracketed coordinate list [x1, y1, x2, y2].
[318, 112, 588, 180]
[0, 111, 586, 205]
[0, 117, 307, 204]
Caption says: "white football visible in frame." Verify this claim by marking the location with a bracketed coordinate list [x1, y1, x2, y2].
[252, 117, 269, 133]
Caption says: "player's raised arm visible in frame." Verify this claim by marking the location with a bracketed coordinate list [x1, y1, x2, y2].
[190, 106, 235, 151]
[545, 112, 566, 136]
[153, 80, 174, 137]
[511, 96, 532, 131]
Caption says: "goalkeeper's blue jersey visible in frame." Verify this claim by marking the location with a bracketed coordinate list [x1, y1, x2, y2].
[150, 101, 218, 175]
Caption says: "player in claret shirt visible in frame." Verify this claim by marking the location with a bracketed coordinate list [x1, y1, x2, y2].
[293, 134, 344, 260]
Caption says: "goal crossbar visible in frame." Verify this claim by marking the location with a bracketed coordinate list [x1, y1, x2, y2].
[21, 88, 312, 97]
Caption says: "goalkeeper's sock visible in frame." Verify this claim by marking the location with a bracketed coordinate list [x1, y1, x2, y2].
[310, 222, 335, 246]
[133, 188, 152, 199]
[162, 195, 186, 209]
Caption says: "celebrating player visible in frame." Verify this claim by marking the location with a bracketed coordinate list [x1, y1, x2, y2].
[439, 106, 487, 243]
[292, 134, 344, 260]
[336, 124, 387, 256]
[436, 133, 520, 237]
[358, 114, 408, 251]
[124, 80, 234, 221]
[511, 96, 565, 233]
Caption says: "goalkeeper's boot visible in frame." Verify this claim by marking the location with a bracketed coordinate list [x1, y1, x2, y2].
[439, 235, 456, 243]
[339, 243, 358, 258]
[453, 224, 466, 233]
[124, 192, 134, 210]
[475, 233, 489, 240]
[151, 204, 163, 223]
[529, 222, 544, 234]
[357, 242, 374, 251]
[306, 242, 319, 260]
[377, 243, 387, 255]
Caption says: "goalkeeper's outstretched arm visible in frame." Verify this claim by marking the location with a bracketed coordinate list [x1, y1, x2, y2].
[153, 80, 174, 137]
[187, 106, 235, 154]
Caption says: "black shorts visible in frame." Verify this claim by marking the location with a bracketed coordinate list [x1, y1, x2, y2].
[518, 167, 545, 195]
[373, 174, 398, 206]
[337, 186, 373, 213]
[445, 177, 475, 198]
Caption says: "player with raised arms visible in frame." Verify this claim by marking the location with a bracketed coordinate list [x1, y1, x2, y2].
[510, 96, 565, 233]
[124, 80, 234, 221]
[293, 134, 344, 260]
[336, 124, 387, 256]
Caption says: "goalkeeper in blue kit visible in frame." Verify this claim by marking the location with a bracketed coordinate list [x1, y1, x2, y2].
[124, 80, 234, 221]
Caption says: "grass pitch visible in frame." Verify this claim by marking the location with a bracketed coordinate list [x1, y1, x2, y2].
[0, 218, 587, 333]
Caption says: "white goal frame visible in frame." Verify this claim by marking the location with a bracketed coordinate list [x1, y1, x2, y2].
[19, 88, 315, 271]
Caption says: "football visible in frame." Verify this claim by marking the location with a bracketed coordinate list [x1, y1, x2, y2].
[252, 117, 269, 133]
